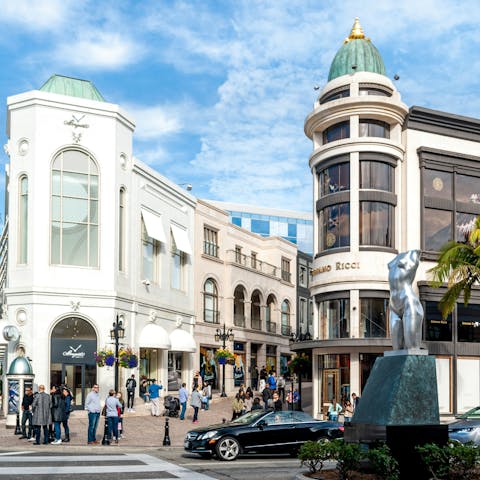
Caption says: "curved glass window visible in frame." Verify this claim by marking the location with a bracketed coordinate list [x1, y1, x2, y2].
[322, 121, 350, 144]
[359, 87, 391, 97]
[319, 298, 350, 339]
[360, 202, 393, 247]
[233, 285, 246, 328]
[359, 120, 390, 139]
[360, 298, 389, 338]
[203, 278, 219, 323]
[319, 162, 350, 197]
[320, 88, 350, 104]
[360, 161, 394, 192]
[119, 188, 126, 272]
[319, 203, 350, 250]
[18, 176, 28, 264]
[51, 150, 99, 267]
[281, 300, 291, 336]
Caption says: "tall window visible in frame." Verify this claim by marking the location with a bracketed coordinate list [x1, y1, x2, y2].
[266, 294, 276, 333]
[319, 162, 350, 197]
[204, 278, 218, 323]
[360, 203, 393, 247]
[424, 301, 452, 342]
[171, 233, 186, 290]
[319, 298, 350, 339]
[319, 203, 350, 250]
[360, 161, 394, 192]
[18, 176, 28, 264]
[323, 121, 350, 144]
[360, 297, 389, 338]
[359, 119, 390, 138]
[281, 257, 291, 282]
[421, 148, 480, 255]
[51, 150, 99, 267]
[281, 300, 291, 336]
[119, 188, 126, 272]
[203, 226, 218, 257]
[142, 220, 160, 283]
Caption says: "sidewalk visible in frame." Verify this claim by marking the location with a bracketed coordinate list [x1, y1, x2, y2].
[0, 396, 234, 449]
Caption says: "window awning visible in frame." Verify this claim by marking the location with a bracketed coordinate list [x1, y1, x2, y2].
[169, 328, 197, 353]
[141, 209, 166, 243]
[171, 224, 192, 255]
[138, 323, 171, 350]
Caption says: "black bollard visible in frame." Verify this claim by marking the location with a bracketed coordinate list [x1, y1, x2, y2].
[101, 416, 110, 445]
[14, 411, 22, 435]
[162, 417, 171, 446]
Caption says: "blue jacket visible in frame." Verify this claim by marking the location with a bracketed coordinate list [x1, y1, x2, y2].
[148, 383, 163, 399]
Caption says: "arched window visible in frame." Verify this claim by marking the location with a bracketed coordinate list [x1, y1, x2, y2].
[233, 285, 246, 327]
[251, 290, 262, 330]
[204, 278, 219, 323]
[51, 150, 99, 267]
[281, 300, 291, 336]
[266, 294, 277, 333]
[119, 188, 126, 272]
[18, 175, 28, 264]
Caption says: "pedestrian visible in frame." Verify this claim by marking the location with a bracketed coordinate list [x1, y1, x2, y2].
[20, 385, 34, 440]
[260, 365, 268, 382]
[116, 392, 125, 438]
[267, 371, 277, 393]
[140, 377, 150, 403]
[251, 396, 263, 411]
[286, 389, 300, 411]
[190, 385, 202, 423]
[201, 383, 210, 411]
[244, 391, 253, 413]
[351, 392, 360, 410]
[85, 384, 101, 445]
[277, 375, 286, 403]
[231, 393, 244, 420]
[343, 400, 354, 423]
[251, 365, 259, 391]
[105, 389, 121, 444]
[48, 385, 57, 443]
[272, 391, 283, 411]
[328, 398, 342, 421]
[192, 371, 203, 390]
[62, 386, 73, 443]
[262, 383, 271, 410]
[31, 385, 52, 445]
[51, 385, 66, 444]
[178, 382, 189, 420]
[148, 379, 163, 416]
[125, 374, 136, 412]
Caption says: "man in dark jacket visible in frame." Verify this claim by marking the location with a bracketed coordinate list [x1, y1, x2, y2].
[32, 385, 52, 445]
[20, 386, 34, 440]
[51, 386, 66, 444]
[125, 374, 136, 412]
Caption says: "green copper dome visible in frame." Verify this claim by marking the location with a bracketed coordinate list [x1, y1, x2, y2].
[40, 74, 105, 102]
[328, 18, 386, 81]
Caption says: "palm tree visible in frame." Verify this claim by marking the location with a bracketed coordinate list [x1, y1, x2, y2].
[429, 215, 480, 319]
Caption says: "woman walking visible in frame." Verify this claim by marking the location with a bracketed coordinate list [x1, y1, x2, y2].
[231, 393, 244, 420]
[61, 386, 73, 442]
[190, 385, 202, 424]
[51, 386, 66, 445]
[105, 389, 122, 444]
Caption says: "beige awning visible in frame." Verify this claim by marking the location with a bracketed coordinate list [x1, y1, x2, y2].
[141, 209, 166, 243]
[171, 224, 192, 255]
[169, 328, 196, 353]
[138, 323, 171, 349]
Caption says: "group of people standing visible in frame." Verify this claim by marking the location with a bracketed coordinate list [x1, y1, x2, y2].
[179, 373, 213, 423]
[327, 392, 360, 422]
[19, 384, 73, 445]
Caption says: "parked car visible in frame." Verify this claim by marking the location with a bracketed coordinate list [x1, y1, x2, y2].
[449, 406, 480, 444]
[184, 409, 344, 461]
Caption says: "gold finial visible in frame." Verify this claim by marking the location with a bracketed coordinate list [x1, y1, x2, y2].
[344, 17, 367, 43]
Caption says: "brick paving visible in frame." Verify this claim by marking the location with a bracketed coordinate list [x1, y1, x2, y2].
[0, 396, 235, 450]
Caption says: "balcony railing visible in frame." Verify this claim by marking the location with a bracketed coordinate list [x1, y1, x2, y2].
[266, 321, 277, 334]
[281, 270, 291, 283]
[227, 250, 278, 277]
[203, 241, 219, 258]
[281, 324, 292, 336]
[251, 318, 262, 330]
[234, 315, 246, 328]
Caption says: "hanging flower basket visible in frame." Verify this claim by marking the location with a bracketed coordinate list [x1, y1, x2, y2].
[215, 348, 234, 365]
[94, 349, 115, 368]
[218, 357, 227, 365]
[118, 347, 138, 369]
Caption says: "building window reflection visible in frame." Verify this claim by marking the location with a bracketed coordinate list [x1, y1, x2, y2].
[319, 162, 350, 197]
[359, 119, 390, 139]
[319, 203, 350, 250]
[319, 298, 350, 339]
[424, 301, 452, 342]
[360, 202, 393, 247]
[322, 121, 350, 144]
[359, 297, 389, 338]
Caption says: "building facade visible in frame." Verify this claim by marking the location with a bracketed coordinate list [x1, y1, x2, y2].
[0, 75, 197, 411]
[194, 200, 296, 393]
[298, 19, 480, 417]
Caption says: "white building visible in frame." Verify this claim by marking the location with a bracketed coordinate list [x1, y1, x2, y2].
[298, 19, 480, 418]
[0, 75, 196, 410]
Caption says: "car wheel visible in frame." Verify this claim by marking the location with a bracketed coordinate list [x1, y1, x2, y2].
[316, 436, 330, 443]
[216, 436, 241, 461]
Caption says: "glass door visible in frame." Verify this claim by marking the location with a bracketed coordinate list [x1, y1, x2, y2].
[322, 369, 340, 409]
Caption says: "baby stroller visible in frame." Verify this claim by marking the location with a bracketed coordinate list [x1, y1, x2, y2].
[163, 395, 180, 417]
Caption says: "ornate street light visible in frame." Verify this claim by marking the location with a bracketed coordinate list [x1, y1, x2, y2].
[214, 324, 234, 397]
[110, 315, 125, 392]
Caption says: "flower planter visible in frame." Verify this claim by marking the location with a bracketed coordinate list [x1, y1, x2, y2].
[218, 357, 227, 365]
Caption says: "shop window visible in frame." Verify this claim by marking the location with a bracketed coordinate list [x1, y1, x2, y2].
[424, 301, 452, 341]
[168, 352, 182, 391]
[360, 353, 382, 392]
[319, 203, 350, 250]
[360, 202, 393, 247]
[359, 119, 390, 139]
[319, 298, 350, 339]
[359, 298, 389, 338]
[322, 121, 350, 144]
[458, 304, 480, 342]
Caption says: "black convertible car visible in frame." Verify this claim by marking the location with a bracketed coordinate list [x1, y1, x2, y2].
[184, 409, 344, 461]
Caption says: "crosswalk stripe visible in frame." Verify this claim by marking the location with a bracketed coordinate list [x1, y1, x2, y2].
[0, 453, 216, 479]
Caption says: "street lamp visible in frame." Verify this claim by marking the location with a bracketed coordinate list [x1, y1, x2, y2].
[110, 315, 125, 392]
[214, 324, 234, 397]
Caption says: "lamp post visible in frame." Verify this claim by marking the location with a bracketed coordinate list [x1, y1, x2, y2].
[214, 324, 234, 397]
[110, 315, 125, 392]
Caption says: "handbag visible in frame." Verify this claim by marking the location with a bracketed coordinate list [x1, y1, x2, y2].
[101, 405, 107, 416]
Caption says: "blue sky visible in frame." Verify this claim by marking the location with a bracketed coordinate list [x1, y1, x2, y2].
[1, 0, 480, 220]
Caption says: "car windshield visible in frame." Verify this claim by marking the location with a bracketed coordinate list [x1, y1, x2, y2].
[458, 406, 480, 419]
[231, 410, 266, 424]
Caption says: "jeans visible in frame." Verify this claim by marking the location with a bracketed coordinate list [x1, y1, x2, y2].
[127, 391, 135, 409]
[62, 413, 70, 437]
[107, 416, 119, 441]
[34, 425, 49, 444]
[21, 410, 33, 438]
[193, 406, 199, 422]
[202, 397, 209, 410]
[54, 421, 61, 440]
[88, 412, 100, 443]
[180, 402, 187, 420]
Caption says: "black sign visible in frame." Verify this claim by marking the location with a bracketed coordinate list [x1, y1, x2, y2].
[51, 339, 96, 365]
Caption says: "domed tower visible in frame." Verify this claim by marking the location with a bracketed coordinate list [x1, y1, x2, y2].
[304, 19, 409, 416]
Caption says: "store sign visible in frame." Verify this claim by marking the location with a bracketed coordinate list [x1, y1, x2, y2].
[51, 339, 97, 365]
[312, 261, 360, 276]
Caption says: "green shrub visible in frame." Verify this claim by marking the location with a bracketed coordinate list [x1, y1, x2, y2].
[367, 444, 400, 480]
[298, 440, 333, 473]
[330, 439, 362, 480]
[416, 441, 480, 480]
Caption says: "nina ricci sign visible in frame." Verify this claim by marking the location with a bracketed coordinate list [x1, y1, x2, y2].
[312, 261, 360, 276]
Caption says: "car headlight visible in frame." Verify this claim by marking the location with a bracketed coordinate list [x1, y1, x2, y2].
[198, 430, 218, 440]
[457, 427, 475, 433]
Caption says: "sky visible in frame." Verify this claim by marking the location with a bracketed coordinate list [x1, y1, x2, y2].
[1, 0, 480, 220]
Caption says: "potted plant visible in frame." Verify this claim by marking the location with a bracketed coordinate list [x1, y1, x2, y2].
[215, 348, 234, 365]
[94, 349, 115, 367]
[118, 347, 139, 368]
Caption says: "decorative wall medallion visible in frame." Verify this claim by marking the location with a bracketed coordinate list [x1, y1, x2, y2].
[18, 139, 29, 156]
[326, 232, 336, 247]
[432, 177, 444, 192]
[120, 153, 128, 170]
[150, 310, 157, 322]
[70, 300, 80, 312]
[176, 315, 183, 327]
[16, 309, 27, 325]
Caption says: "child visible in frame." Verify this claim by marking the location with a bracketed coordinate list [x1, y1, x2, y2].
[116, 392, 125, 438]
